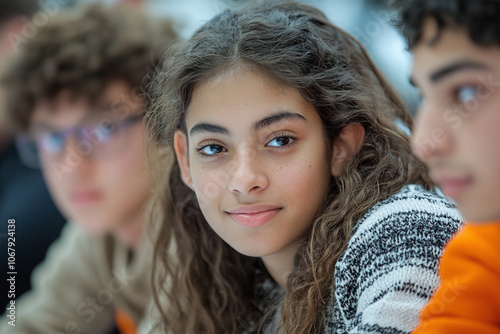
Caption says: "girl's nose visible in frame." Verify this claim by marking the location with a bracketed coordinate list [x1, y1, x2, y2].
[228, 147, 268, 195]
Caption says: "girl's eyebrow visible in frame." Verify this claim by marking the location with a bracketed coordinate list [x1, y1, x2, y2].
[189, 111, 307, 137]
[190, 123, 230, 137]
[253, 111, 306, 131]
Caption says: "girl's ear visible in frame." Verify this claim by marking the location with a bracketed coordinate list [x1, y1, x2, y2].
[330, 123, 365, 177]
[173, 130, 194, 190]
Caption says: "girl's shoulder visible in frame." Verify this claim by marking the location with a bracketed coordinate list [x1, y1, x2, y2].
[352, 184, 462, 238]
[331, 187, 463, 334]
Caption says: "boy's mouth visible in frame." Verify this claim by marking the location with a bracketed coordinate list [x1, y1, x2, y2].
[71, 190, 102, 205]
[433, 175, 473, 199]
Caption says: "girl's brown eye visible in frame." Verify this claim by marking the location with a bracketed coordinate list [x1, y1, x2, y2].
[197, 144, 227, 156]
[267, 136, 295, 147]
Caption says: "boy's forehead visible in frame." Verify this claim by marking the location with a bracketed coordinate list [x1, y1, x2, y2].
[411, 18, 500, 83]
[31, 95, 97, 129]
[416, 18, 468, 51]
[30, 80, 142, 128]
[415, 17, 500, 56]
[418, 17, 440, 45]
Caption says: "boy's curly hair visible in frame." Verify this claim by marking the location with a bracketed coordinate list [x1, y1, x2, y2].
[1, 3, 177, 131]
[393, 0, 500, 49]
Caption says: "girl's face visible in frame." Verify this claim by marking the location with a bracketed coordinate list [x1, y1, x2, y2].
[174, 70, 338, 259]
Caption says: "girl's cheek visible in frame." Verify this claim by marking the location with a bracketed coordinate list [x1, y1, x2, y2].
[193, 171, 224, 207]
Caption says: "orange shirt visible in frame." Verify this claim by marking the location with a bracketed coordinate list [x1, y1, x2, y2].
[413, 222, 500, 334]
[115, 310, 138, 334]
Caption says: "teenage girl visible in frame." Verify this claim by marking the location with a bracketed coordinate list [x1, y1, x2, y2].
[146, 2, 462, 333]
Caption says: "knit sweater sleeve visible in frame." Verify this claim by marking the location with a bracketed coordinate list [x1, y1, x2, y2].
[329, 185, 462, 334]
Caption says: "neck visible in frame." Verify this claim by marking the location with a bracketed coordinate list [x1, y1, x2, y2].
[260, 241, 301, 288]
[113, 208, 145, 250]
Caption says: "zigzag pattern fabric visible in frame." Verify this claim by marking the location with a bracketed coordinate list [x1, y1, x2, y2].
[328, 184, 462, 333]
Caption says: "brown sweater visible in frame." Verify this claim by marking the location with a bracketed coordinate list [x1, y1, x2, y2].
[1, 223, 151, 333]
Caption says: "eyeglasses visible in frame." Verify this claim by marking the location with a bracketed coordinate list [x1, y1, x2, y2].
[16, 113, 143, 169]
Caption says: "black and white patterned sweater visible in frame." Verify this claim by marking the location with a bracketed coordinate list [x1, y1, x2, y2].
[250, 184, 462, 334]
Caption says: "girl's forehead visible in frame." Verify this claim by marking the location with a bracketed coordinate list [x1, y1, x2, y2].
[199, 64, 282, 91]
[183, 81, 314, 146]
[185, 71, 312, 125]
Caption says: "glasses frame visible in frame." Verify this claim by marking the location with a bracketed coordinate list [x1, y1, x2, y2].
[16, 113, 144, 169]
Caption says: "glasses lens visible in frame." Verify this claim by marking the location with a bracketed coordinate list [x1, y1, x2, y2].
[94, 119, 119, 143]
[15, 134, 41, 169]
[79, 116, 126, 156]
[40, 131, 65, 154]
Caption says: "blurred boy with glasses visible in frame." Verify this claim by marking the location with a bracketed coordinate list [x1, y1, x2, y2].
[0, 3, 177, 333]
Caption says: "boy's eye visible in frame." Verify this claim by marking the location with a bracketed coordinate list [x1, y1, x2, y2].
[456, 85, 479, 104]
[95, 120, 118, 140]
[198, 144, 227, 156]
[267, 136, 294, 147]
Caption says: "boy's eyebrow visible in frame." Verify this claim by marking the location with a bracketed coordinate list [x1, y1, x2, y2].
[429, 61, 489, 83]
[29, 122, 54, 131]
[189, 111, 306, 137]
[253, 111, 306, 131]
[409, 61, 489, 87]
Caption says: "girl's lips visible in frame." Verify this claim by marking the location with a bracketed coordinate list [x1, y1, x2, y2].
[226, 206, 282, 227]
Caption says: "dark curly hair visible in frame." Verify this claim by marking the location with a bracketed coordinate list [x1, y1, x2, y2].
[1, 3, 177, 131]
[393, 0, 500, 49]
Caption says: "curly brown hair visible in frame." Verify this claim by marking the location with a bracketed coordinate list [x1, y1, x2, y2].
[1, 3, 177, 131]
[393, 0, 500, 49]
[146, 1, 433, 333]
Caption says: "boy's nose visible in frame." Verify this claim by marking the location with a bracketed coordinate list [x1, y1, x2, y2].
[411, 103, 453, 162]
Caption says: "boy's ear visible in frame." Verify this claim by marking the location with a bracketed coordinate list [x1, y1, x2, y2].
[330, 123, 365, 177]
[173, 130, 194, 190]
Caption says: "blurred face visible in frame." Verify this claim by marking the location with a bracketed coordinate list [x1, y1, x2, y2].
[30, 81, 151, 238]
[174, 70, 333, 259]
[411, 19, 500, 222]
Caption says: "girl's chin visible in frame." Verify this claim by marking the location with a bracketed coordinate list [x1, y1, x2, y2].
[228, 244, 280, 258]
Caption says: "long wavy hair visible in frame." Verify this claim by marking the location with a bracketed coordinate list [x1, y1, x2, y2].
[145, 2, 433, 333]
